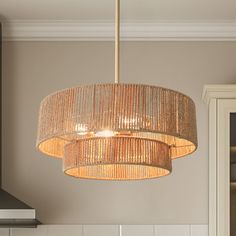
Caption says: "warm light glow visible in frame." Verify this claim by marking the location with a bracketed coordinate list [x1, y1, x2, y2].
[95, 130, 116, 137]
[75, 124, 88, 135]
[122, 117, 137, 127]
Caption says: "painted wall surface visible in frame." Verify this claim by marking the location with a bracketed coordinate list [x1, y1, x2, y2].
[2, 41, 236, 224]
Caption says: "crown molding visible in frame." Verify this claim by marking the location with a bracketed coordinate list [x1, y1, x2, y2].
[2, 20, 236, 41]
[202, 84, 236, 104]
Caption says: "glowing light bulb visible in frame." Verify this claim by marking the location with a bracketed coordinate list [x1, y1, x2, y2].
[75, 124, 88, 135]
[123, 117, 137, 125]
[95, 130, 115, 137]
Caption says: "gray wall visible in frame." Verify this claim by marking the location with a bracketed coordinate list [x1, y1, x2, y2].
[2, 41, 236, 224]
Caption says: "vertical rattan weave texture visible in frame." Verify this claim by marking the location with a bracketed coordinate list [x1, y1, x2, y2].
[36, 84, 197, 180]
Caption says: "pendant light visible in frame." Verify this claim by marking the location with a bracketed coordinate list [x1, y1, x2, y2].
[36, 0, 198, 180]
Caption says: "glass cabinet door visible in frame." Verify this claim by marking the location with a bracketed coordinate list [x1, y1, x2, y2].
[231, 113, 236, 236]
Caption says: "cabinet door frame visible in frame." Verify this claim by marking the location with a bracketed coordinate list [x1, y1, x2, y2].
[203, 85, 236, 236]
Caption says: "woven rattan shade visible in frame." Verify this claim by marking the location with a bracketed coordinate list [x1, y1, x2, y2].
[64, 137, 171, 180]
[36, 83, 197, 180]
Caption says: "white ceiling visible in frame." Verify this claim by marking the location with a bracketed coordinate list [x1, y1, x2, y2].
[0, 0, 236, 22]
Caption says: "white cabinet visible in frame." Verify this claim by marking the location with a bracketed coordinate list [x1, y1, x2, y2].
[203, 84, 236, 236]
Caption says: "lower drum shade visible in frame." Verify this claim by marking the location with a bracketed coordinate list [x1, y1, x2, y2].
[63, 137, 172, 180]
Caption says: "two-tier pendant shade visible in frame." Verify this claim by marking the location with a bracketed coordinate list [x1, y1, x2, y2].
[36, 0, 198, 180]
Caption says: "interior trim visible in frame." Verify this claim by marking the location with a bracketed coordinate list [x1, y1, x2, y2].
[2, 20, 236, 41]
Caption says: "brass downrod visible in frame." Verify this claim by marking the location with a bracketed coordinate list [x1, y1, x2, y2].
[115, 0, 120, 84]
